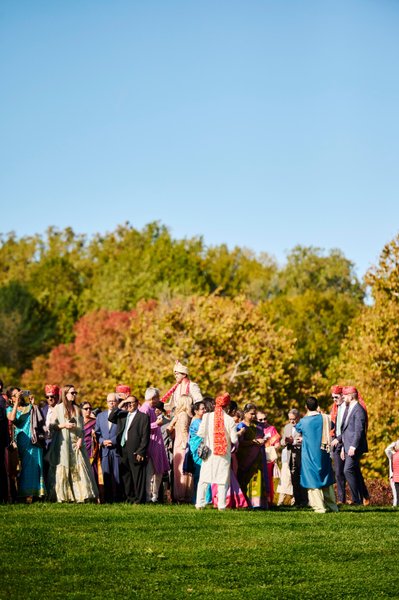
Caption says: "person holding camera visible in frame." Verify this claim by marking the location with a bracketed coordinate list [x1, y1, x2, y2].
[6, 389, 46, 503]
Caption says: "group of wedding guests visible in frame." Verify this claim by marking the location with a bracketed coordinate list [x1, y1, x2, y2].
[0, 362, 281, 508]
[0, 365, 397, 509]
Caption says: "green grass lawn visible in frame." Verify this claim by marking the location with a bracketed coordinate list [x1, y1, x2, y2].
[0, 504, 398, 599]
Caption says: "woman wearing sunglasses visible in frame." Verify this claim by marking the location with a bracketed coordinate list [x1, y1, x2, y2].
[46, 385, 98, 502]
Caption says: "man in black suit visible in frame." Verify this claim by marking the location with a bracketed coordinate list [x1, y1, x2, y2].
[109, 396, 150, 504]
[336, 386, 368, 505]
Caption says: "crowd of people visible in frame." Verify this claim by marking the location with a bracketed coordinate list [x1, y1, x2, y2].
[0, 362, 397, 511]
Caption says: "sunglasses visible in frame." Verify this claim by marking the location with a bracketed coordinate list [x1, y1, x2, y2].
[46, 395, 56, 399]
[82, 406, 91, 410]
[69, 391, 78, 396]
[258, 418, 266, 422]
[332, 395, 341, 400]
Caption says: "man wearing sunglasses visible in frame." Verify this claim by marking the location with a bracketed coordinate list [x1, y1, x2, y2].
[109, 395, 150, 504]
[42, 385, 60, 449]
[330, 385, 347, 505]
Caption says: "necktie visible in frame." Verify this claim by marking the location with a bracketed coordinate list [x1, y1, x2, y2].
[342, 404, 350, 428]
[121, 414, 132, 447]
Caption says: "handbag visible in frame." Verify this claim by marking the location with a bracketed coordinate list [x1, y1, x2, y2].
[197, 440, 210, 460]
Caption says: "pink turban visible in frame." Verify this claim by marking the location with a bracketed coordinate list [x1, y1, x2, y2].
[115, 384, 131, 395]
[45, 385, 60, 398]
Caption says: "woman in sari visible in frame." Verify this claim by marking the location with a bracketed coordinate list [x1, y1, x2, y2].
[46, 385, 98, 503]
[6, 390, 46, 503]
[80, 401, 102, 498]
[187, 400, 211, 504]
[236, 403, 269, 509]
[257, 411, 281, 505]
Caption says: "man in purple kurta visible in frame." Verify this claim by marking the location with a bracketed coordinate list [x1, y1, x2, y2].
[140, 387, 170, 503]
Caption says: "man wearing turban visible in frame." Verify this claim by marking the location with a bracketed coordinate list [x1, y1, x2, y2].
[161, 361, 203, 414]
[330, 385, 347, 504]
[195, 393, 238, 510]
[335, 386, 369, 506]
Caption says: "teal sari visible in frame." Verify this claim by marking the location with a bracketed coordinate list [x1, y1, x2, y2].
[7, 405, 45, 498]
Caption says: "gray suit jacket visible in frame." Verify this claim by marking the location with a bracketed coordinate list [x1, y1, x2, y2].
[280, 423, 302, 463]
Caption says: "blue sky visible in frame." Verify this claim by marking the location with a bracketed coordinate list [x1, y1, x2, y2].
[1, 0, 399, 278]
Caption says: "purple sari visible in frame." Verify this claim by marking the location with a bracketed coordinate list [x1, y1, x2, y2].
[83, 418, 99, 483]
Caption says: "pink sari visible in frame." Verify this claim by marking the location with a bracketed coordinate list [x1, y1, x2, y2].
[212, 446, 248, 509]
[261, 424, 281, 505]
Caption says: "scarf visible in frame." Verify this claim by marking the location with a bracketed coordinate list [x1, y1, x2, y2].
[213, 393, 230, 456]
[320, 413, 331, 453]
[30, 405, 46, 447]
[160, 379, 190, 403]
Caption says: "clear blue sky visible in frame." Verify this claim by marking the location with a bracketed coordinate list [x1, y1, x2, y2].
[1, 0, 399, 278]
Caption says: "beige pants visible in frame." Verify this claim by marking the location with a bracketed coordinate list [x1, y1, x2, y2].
[307, 485, 338, 513]
[145, 459, 163, 502]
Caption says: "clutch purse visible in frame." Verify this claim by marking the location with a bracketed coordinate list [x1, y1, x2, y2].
[197, 441, 210, 460]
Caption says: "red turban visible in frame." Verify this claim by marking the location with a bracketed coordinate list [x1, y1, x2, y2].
[115, 384, 131, 394]
[214, 393, 231, 456]
[342, 386, 357, 395]
[331, 385, 342, 394]
[45, 384, 59, 397]
[215, 393, 231, 408]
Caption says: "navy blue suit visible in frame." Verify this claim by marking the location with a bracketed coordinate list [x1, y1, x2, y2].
[95, 410, 122, 502]
[338, 402, 368, 505]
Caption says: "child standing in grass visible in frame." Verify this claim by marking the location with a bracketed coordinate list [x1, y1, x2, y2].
[385, 440, 399, 506]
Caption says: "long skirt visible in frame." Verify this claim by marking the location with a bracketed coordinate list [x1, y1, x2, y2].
[16, 431, 45, 498]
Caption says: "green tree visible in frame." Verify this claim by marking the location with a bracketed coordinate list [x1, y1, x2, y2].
[23, 296, 298, 428]
[263, 246, 364, 399]
[0, 282, 56, 375]
[329, 233, 399, 476]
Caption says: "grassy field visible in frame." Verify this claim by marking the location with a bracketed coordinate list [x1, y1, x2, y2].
[0, 504, 398, 599]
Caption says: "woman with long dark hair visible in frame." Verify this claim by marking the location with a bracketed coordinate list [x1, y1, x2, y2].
[236, 403, 269, 509]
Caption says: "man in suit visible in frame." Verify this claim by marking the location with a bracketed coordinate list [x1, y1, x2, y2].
[280, 408, 308, 506]
[95, 392, 122, 502]
[42, 385, 59, 448]
[336, 386, 368, 505]
[109, 395, 150, 504]
[330, 385, 347, 504]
